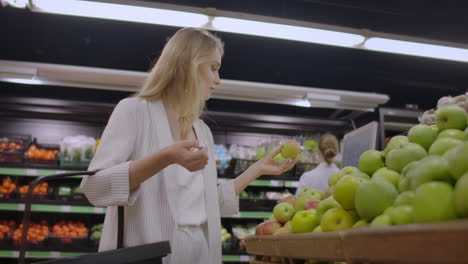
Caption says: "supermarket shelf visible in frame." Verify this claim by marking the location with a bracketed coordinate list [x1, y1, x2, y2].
[222, 254, 252, 262]
[245, 220, 468, 264]
[0, 202, 106, 214]
[224, 211, 271, 219]
[0, 167, 84, 178]
[219, 178, 299, 188]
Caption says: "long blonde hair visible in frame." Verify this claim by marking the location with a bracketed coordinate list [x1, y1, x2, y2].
[137, 28, 224, 139]
[319, 133, 339, 165]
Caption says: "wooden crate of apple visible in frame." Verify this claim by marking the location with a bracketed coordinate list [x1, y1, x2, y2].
[254, 103, 468, 236]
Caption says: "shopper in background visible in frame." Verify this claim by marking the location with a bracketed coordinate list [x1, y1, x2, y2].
[80, 28, 296, 264]
[295, 133, 340, 195]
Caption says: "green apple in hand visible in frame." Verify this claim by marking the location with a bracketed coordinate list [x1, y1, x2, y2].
[437, 128, 466, 141]
[444, 142, 468, 180]
[355, 177, 399, 221]
[320, 208, 354, 232]
[394, 191, 415, 206]
[274, 153, 285, 163]
[408, 124, 438, 150]
[388, 205, 413, 225]
[316, 196, 342, 223]
[333, 175, 368, 210]
[428, 137, 463, 156]
[372, 167, 400, 188]
[413, 182, 457, 223]
[383, 135, 409, 157]
[407, 155, 451, 190]
[370, 214, 392, 227]
[281, 140, 302, 159]
[273, 202, 295, 224]
[291, 210, 319, 233]
[436, 105, 467, 131]
[386, 143, 427, 173]
[358, 150, 385, 175]
[454, 172, 468, 218]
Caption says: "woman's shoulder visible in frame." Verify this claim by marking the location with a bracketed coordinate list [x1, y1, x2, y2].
[115, 97, 163, 112]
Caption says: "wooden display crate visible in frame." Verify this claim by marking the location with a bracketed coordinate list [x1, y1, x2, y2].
[245, 220, 468, 264]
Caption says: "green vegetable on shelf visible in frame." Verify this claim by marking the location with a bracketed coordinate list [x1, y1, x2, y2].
[72, 152, 82, 161]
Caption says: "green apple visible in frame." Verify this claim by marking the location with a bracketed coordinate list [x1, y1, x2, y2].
[397, 161, 420, 192]
[444, 142, 468, 180]
[284, 220, 292, 230]
[355, 177, 399, 221]
[312, 225, 322, 232]
[454, 172, 468, 218]
[328, 171, 342, 186]
[347, 209, 360, 222]
[394, 191, 415, 206]
[291, 210, 319, 233]
[358, 150, 385, 175]
[428, 137, 463, 156]
[370, 214, 392, 227]
[383, 135, 409, 157]
[398, 177, 410, 193]
[408, 124, 438, 150]
[298, 187, 323, 200]
[383, 206, 394, 216]
[274, 153, 285, 163]
[465, 127, 468, 140]
[436, 105, 467, 131]
[316, 196, 342, 223]
[386, 143, 427, 173]
[273, 202, 295, 224]
[372, 167, 400, 188]
[303, 139, 318, 152]
[388, 205, 413, 225]
[352, 219, 368, 228]
[269, 215, 277, 221]
[333, 175, 368, 210]
[407, 155, 451, 190]
[437, 128, 466, 141]
[273, 227, 291, 235]
[281, 139, 302, 159]
[294, 194, 318, 211]
[320, 208, 354, 232]
[413, 182, 457, 223]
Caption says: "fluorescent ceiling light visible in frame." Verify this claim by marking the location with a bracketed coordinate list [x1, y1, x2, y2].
[4, 0, 27, 8]
[31, 0, 208, 28]
[364, 37, 468, 63]
[1, 78, 43, 85]
[211, 17, 364, 47]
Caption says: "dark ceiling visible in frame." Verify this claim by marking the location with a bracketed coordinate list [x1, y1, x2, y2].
[1, 1, 468, 120]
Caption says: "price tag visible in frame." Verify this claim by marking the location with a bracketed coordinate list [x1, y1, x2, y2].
[26, 169, 37, 176]
[239, 255, 251, 261]
[61, 206, 71, 212]
[270, 180, 283, 187]
[94, 207, 105, 214]
[232, 213, 241, 218]
[18, 204, 25, 211]
[12, 251, 19, 258]
[51, 252, 60, 258]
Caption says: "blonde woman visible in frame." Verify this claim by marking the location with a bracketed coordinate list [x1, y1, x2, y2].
[296, 133, 340, 195]
[80, 28, 295, 264]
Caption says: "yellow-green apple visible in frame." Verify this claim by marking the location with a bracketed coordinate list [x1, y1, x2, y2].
[304, 200, 320, 211]
[303, 139, 318, 152]
[372, 167, 400, 188]
[281, 140, 301, 159]
[291, 210, 319, 233]
[408, 124, 438, 150]
[397, 161, 420, 192]
[280, 195, 296, 207]
[333, 175, 368, 210]
[323, 187, 334, 199]
[388, 205, 413, 225]
[328, 171, 342, 186]
[383, 206, 394, 216]
[455, 172, 468, 217]
[437, 128, 466, 140]
[358, 150, 385, 175]
[386, 143, 427, 173]
[407, 155, 451, 190]
[284, 220, 292, 230]
[316, 196, 342, 223]
[428, 137, 463, 156]
[320, 208, 354, 232]
[393, 191, 415, 206]
[313, 225, 322, 232]
[352, 219, 368, 228]
[413, 182, 457, 223]
[465, 127, 468, 140]
[273, 226, 291, 235]
[260, 221, 282, 235]
[436, 105, 467, 131]
[269, 215, 277, 221]
[370, 214, 392, 227]
[383, 135, 409, 157]
[347, 209, 360, 222]
[298, 187, 323, 200]
[444, 142, 468, 180]
[294, 194, 316, 211]
[355, 177, 399, 221]
[273, 202, 295, 224]
[274, 153, 285, 163]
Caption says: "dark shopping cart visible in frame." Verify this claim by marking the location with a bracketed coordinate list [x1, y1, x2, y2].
[17, 170, 171, 264]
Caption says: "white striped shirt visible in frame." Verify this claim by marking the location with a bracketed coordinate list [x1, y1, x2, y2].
[80, 98, 239, 264]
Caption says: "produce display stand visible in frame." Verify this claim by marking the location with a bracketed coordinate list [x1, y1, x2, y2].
[245, 220, 468, 264]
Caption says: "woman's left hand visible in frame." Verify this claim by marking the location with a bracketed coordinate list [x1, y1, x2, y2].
[253, 147, 296, 176]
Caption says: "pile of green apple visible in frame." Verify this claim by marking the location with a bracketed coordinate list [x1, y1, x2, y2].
[221, 226, 232, 245]
[254, 104, 468, 236]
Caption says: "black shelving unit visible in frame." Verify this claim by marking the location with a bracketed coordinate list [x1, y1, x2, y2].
[378, 107, 423, 150]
